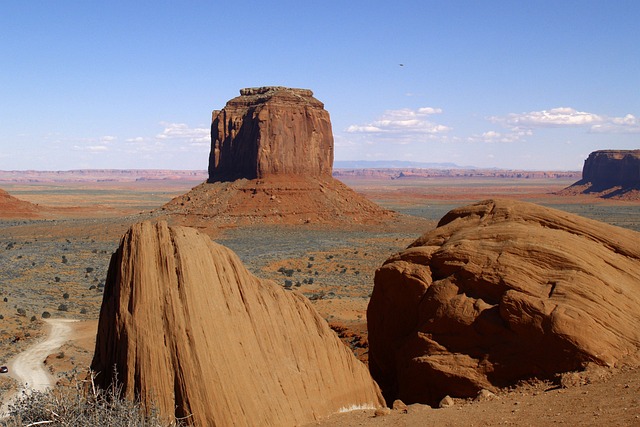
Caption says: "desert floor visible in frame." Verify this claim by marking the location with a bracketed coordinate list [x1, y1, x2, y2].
[1, 175, 639, 425]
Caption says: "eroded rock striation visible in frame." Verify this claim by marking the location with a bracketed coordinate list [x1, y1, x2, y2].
[91, 221, 384, 426]
[209, 86, 333, 182]
[562, 149, 640, 199]
[162, 86, 395, 227]
[367, 199, 640, 406]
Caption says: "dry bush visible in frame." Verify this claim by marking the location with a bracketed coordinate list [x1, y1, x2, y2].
[2, 373, 184, 427]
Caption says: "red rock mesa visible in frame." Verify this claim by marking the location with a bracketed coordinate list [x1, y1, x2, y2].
[208, 86, 333, 181]
[162, 86, 395, 227]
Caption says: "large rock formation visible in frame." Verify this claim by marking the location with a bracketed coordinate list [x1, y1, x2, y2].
[0, 188, 40, 218]
[367, 199, 640, 406]
[161, 87, 396, 228]
[209, 87, 333, 181]
[561, 149, 640, 199]
[91, 221, 384, 426]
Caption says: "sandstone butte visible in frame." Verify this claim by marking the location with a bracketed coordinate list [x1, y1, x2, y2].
[367, 199, 640, 406]
[161, 86, 395, 227]
[90, 221, 384, 426]
[0, 188, 41, 218]
[561, 149, 640, 200]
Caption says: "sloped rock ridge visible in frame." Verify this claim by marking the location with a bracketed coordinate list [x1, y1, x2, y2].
[562, 149, 640, 199]
[91, 221, 384, 426]
[162, 175, 395, 228]
[208, 86, 333, 182]
[367, 199, 640, 406]
[0, 188, 41, 218]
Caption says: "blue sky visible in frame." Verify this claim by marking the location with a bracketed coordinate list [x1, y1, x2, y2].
[1, 1, 638, 171]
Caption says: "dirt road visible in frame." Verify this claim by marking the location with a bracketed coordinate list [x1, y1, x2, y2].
[1, 319, 77, 415]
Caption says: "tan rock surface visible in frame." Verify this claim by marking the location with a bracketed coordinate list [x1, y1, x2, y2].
[91, 221, 384, 426]
[367, 199, 640, 406]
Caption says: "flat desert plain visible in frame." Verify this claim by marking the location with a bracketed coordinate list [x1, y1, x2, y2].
[1, 172, 639, 426]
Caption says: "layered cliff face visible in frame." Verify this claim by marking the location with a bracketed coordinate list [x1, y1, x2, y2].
[208, 87, 333, 182]
[582, 150, 640, 187]
[91, 221, 384, 426]
[367, 199, 640, 406]
[562, 149, 640, 199]
[161, 86, 395, 227]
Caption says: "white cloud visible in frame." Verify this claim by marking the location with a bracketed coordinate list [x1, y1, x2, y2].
[346, 107, 450, 143]
[156, 122, 209, 144]
[590, 113, 640, 133]
[417, 107, 443, 115]
[469, 128, 533, 143]
[126, 136, 145, 143]
[483, 131, 501, 139]
[491, 107, 604, 128]
[100, 135, 116, 143]
[489, 107, 640, 135]
[73, 145, 109, 152]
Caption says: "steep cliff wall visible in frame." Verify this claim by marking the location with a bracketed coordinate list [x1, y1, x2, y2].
[561, 150, 640, 199]
[208, 86, 334, 182]
[581, 149, 640, 187]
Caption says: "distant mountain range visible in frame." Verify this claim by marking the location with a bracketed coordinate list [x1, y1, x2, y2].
[333, 160, 475, 169]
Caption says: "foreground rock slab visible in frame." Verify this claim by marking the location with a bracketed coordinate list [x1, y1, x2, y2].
[91, 221, 384, 426]
[367, 199, 640, 406]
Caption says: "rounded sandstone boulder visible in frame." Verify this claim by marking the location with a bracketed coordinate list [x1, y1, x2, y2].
[367, 199, 640, 406]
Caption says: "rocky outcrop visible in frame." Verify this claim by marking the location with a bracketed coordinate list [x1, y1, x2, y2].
[91, 221, 384, 426]
[0, 188, 40, 218]
[367, 199, 640, 406]
[209, 86, 333, 182]
[561, 150, 640, 199]
[161, 86, 396, 227]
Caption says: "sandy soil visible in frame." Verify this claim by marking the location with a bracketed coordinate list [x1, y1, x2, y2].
[307, 364, 640, 426]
